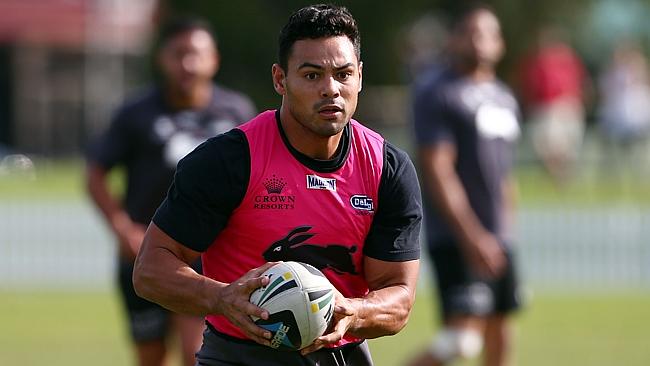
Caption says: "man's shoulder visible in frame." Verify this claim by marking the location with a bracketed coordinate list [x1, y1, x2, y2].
[415, 65, 455, 90]
[209, 84, 256, 122]
[115, 87, 161, 116]
[181, 128, 249, 169]
[350, 119, 384, 144]
[211, 84, 254, 105]
[205, 127, 249, 149]
[413, 65, 459, 106]
[384, 140, 413, 166]
[493, 78, 516, 96]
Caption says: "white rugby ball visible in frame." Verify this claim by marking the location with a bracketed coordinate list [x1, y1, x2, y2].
[250, 261, 335, 351]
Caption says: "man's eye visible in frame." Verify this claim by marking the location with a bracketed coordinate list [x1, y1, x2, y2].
[338, 72, 352, 80]
[305, 73, 318, 80]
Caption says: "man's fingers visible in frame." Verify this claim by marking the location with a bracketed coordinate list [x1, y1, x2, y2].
[480, 255, 505, 278]
[252, 261, 279, 277]
[488, 251, 507, 275]
[242, 300, 269, 320]
[234, 315, 272, 346]
[303, 308, 350, 355]
[223, 262, 288, 347]
[241, 262, 280, 292]
[302, 324, 344, 355]
[243, 275, 270, 294]
[316, 329, 344, 345]
[334, 305, 354, 316]
[300, 339, 326, 355]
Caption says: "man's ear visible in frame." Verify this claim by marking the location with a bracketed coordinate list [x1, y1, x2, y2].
[212, 49, 221, 76]
[272, 64, 286, 95]
[358, 61, 363, 92]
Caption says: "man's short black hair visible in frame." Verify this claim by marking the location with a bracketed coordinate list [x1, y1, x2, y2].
[156, 16, 217, 52]
[277, 4, 361, 70]
[448, 2, 497, 32]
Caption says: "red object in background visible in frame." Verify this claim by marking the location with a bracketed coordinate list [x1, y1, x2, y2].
[519, 42, 587, 105]
[0, 0, 87, 47]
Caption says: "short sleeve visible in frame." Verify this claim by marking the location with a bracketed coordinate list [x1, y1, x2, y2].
[236, 94, 258, 122]
[211, 85, 258, 125]
[412, 79, 455, 148]
[363, 142, 422, 261]
[86, 107, 133, 168]
[152, 129, 250, 252]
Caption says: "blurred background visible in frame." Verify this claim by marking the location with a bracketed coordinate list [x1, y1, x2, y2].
[1, 0, 649, 365]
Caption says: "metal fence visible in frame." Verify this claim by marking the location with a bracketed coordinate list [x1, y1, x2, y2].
[517, 207, 650, 288]
[1, 200, 649, 290]
[0, 200, 114, 289]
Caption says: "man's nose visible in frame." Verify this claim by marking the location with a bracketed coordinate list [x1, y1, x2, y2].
[320, 76, 340, 98]
[181, 54, 199, 72]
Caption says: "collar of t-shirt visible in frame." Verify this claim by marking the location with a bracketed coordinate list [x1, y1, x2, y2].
[274, 109, 350, 173]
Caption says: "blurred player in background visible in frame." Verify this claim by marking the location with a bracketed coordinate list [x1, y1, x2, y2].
[85, 16, 256, 366]
[408, 4, 522, 366]
[518, 25, 589, 186]
[132, 4, 422, 365]
[597, 40, 650, 175]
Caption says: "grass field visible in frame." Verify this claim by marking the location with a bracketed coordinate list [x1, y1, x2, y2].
[2, 156, 649, 365]
[2, 157, 650, 205]
[1, 289, 649, 366]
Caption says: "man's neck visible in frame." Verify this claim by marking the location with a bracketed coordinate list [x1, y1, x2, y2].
[279, 106, 343, 161]
[454, 61, 496, 82]
[165, 83, 213, 110]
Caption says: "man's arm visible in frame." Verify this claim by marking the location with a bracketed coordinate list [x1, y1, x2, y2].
[502, 175, 518, 237]
[133, 223, 275, 345]
[301, 258, 419, 354]
[85, 162, 145, 260]
[419, 143, 505, 277]
[348, 257, 420, 338]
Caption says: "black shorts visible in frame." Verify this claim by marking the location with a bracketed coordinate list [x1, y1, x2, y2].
[117, 257, 203, 342]
[428, 243, 521, 319]
[196, 325, 374, 366]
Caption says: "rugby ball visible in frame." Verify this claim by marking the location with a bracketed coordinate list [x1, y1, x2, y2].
[250, 261, 335, 351]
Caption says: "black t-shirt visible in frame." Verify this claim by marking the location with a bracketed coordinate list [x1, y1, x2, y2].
[153, 114, 422, 262]
[413, 66, 520, 246]
[86, 84, 256, 224]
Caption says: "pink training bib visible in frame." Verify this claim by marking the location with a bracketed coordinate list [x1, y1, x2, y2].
[204, 110, 384, 347]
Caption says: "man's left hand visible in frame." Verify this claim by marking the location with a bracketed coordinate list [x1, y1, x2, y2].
[300, 290, 359, 355]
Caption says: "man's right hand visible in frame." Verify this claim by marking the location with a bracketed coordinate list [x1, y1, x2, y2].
[462, 231, 506, 279]
[214, 262, 278, 346]
[112, 214, 146, 261]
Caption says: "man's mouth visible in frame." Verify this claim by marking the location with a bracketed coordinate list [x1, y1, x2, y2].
[318, 105, 343, 118]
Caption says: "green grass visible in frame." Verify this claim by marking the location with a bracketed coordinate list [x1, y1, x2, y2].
[516, 164, 650, 206]
[370, 290, 650, 366]
[0, 290, 131, 366]
[0, 158, 124, 200]
[0, 159, 83, 200]
[1, 289, 649, 366]
[2, 158, 650, 205]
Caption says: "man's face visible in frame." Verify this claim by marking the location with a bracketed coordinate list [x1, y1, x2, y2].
[158, 29, 219, 94]
[455, 10, 504, 68]
[272, 36, 362, 138]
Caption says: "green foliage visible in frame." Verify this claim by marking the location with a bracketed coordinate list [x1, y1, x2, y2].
[155, 0, 598, 108]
